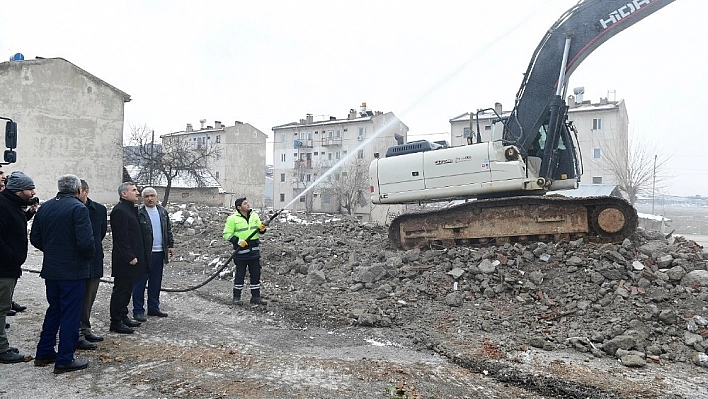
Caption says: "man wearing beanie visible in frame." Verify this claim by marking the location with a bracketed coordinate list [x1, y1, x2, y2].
[30, 174, 94, 373]
[0, 171, 36, 364]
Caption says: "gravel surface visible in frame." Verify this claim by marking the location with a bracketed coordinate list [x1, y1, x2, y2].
[2, 203, 708, 398]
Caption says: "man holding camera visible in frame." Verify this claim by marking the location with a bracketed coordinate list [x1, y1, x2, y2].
[0, 171, 36, 364]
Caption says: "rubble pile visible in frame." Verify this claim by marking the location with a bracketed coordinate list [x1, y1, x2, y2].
[164, 203, 708, 369]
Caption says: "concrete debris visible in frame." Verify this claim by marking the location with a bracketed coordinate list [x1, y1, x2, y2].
[162, 204, 708, 369]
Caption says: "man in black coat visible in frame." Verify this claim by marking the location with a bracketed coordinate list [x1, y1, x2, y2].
[31, 174, 95, 374]
[76, 180, 108, 349]
[108, 182, 150, 334]
[0, 171, 36, 364]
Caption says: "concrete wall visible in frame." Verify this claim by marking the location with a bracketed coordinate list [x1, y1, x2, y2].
[152, 186, 224, 207]
[0, 58, 128, 203]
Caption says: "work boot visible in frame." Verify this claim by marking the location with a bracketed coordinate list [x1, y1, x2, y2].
[232, 288, 243, 306]
[250, 289, 267, 305]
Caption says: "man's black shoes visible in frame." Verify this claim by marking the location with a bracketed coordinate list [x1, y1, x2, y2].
[109, 324, 134, 334]
[34, 353, 57, 367]
[147, 310, 168, 317]
[6, 309, 16, 316]
[133, 314, 147, 322]
[122, 318, 141, 328]
[0, 349, 25, 364]
[53, 359, 89, 374]
[77, 338, 98, 350]
[84, 333, 104, 342]
[11, 302, 26, 312]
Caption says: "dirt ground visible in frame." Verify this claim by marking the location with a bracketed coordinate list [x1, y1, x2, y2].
[1, 203, 708, 399]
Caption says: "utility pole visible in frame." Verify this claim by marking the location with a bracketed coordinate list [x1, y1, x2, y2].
[149, 129, 155, 185]
[652, 154, 657, 214]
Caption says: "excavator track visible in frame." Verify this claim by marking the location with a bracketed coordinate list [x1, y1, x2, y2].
[388, 196, 638, 250]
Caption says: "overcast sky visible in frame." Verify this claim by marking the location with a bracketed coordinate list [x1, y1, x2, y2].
[1, 0, 706, 197]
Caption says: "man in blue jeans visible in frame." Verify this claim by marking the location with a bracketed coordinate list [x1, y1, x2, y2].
[30, 174, 94, 373]
[132, 187, 174, 322]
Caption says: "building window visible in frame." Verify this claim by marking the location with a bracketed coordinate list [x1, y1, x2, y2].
[463, 127, 471, 138]
[328, 153, 332, 160]
[592, 177, 603, 184]
[357, 149, 364, 159]
[181, 192, 190, 199]
[215, 171, 220, 179]
[314, 152, 318, 156]
[299, 196, 305, 202]
[336, 129, 341, 137]
[216, 135, 221, 143]
[281, 133, 285, 142]
[593, 148, 601, 159]
[484, 125, 492, 131]
[336, 151, 341, 160]
[322, 191, 330, 204]
[593, 118, 602, 130]
[279, 193, 285, 202]
[306, 174, 311, 182]
[280, 173, 285, 182]
[280, 153, 286, 162]
[358, 127, 364, 140]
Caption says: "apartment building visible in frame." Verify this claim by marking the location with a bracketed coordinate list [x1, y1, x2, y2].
[272, 104, 408, 219]
[449, 95, 628, 187]
[161, 120, 267, 207]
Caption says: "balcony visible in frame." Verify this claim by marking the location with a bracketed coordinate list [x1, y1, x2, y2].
[294, 160, 313, 169]
[321, 137, 342, 147]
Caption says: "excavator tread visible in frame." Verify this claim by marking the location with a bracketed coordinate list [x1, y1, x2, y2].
[388, 195, 638, 250]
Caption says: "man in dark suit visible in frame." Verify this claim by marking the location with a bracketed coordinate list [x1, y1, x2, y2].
[76, 180, 108, 349]
[108, 182, 149, 334]
[31, 174, 95, 374]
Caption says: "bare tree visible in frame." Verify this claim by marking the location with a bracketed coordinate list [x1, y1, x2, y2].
[323, 158, 369, 215]
[125, 124, 220, 204]
[602, 134, 670, 205]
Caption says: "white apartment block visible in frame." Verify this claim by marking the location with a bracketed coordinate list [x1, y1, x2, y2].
[162, 120, 268, 208]
[449, 96, 628, 187]
[272, 104, 408, 219]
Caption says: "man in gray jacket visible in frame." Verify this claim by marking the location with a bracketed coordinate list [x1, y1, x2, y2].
[132, 187, 174, 321]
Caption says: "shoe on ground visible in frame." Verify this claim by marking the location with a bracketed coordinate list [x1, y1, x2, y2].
[84, 332, 104, 342]
[250, 297, 268, 305]
[122, 318, 141, 328]
[133, 314, 147, 322]
[7, 347, 19, 353]
[109, 323, 134, 334]
[233, 298, 243, 306]
[0, 349, 26, 364]
[77, 338, 98, 350]
[6, 309, 16, 316]
[54, 359, 89, 374]
[147, 310, 168, 317]
[11, 302, 26, 312]
[34, 353, 57, 367]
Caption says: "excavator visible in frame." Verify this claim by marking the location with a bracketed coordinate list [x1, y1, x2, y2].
[370, 0, 675, 250]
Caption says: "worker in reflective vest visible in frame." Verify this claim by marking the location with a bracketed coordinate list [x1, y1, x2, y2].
[222, 197, 267, 306]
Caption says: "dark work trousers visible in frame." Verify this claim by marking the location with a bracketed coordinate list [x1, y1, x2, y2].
[132, 251, 165, 316]
[233, 258, 261, 292]
[80, 278, 101, 338]
[36, 279, 86, 366]
[110, 276, 136, 326]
